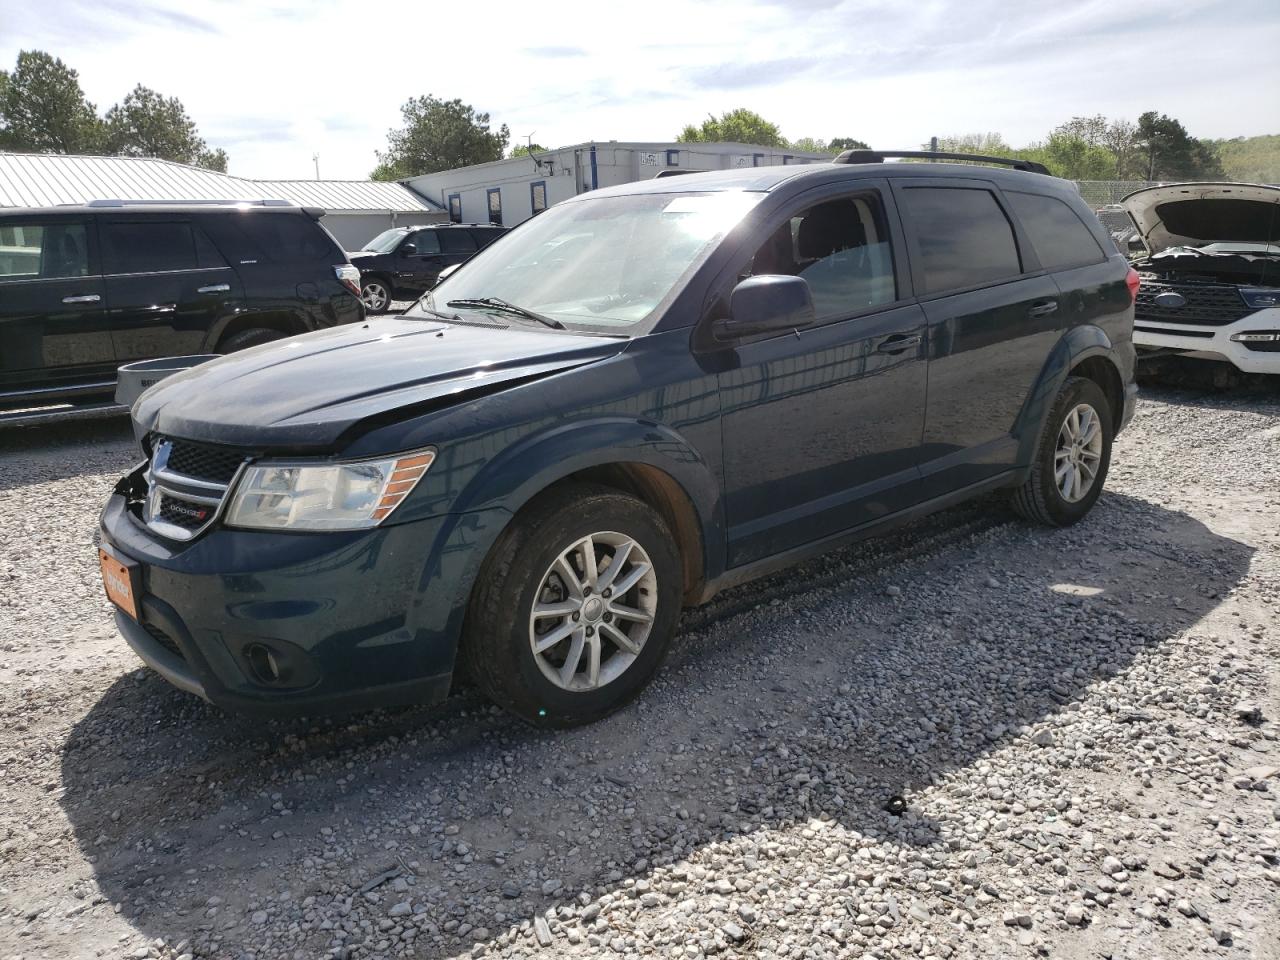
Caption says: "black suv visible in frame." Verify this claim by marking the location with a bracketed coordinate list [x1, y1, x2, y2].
[0, 201, 363, 424]
[100, 151, 1138, 727]
[349, 223, 507, 313]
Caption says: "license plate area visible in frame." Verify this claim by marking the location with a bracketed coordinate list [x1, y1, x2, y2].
[99, 547, 141, 621]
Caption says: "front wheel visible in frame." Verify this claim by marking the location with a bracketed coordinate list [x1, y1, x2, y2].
[361, 278, 392, 314]
[1011, 376, 1113, 526]
[461, 484, 683, 728]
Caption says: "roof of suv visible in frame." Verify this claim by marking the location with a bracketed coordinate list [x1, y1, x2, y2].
[0, 202, 321, 217]
[586, 160, 1075, 199]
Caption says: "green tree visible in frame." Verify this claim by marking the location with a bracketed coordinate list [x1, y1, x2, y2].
[1037, 133, 1117, 179]
[787, 137, 829, 153]
[1136, 112, 1223, 180]
[929, 133, 1017, 157]
[372, 95, 509, 180]
[105, 84, 227, 170]
[677, 109, 785, 147]
[0, 50, 103, 153]
[510, 142, 546, 158]
[1212, 134, 1280, 183]
[828, 137, 870, 152]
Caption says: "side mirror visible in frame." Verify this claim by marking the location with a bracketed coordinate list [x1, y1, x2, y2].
[400, 243, 417, 256]
[433, 263, 461, 286]
[713, 275, 816, 341]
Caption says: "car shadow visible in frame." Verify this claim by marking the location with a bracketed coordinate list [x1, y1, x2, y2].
[54, 490, 1253, 957]
[0, 415, 136, 490]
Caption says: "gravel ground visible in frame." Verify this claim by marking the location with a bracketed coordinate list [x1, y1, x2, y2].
[1, 385, 1278, 960]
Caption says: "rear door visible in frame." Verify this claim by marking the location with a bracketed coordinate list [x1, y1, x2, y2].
[101, 217, 243, 361]
[892, 178, 1060, 497]
[0, 216, 111, 395]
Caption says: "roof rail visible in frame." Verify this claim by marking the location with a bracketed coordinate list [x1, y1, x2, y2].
[84, 198, 297, 207]
[833, 149, 1051, 176]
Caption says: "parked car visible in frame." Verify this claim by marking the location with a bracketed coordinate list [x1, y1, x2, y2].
[349, 223, 507, 313]
[99, 151, 1137, 727]
[0, 200, 364, 424]
[1125, 182, 1280, 375]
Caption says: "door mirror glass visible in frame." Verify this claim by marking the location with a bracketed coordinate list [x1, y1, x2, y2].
[399, 242, 417, 256]
[714, 275, 815, 340]
[435, 263, 461, 285]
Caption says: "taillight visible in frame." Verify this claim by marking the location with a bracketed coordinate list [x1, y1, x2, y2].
[334, 264, 361, 298]
[1125, 267, 1141, 304]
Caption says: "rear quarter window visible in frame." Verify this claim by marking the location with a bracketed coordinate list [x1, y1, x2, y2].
[440, 231, 477, 254]
[900, 186, 1021, 295]
[205, 212, 340, 264]
[1007, 191, 1107, 271]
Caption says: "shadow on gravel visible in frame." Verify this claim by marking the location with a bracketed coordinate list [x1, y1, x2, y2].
[56, 491, 1253, 957]
[0, 415, 135, 488]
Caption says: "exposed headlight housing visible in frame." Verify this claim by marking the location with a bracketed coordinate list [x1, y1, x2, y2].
[226, 450, 435, 531]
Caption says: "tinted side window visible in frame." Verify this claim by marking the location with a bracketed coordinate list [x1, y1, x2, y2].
[747, 193, 897, 319]
[192, 222, 228, 268]
[900, 187, 1021, 294]
[101, 221, 197, 274]
[0, 222, 89, 280]
[469, 228, 503, 249]
[1008, 191, 1107, 271]
[240, 213, 337, 262]
[406, 230, 441, 255]
[439, 231, 477, 254]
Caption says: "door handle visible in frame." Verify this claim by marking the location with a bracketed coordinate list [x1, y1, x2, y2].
[876, 334, 922, 354]
[61, 294, 101, 304]
[197, 284, 231, 294]
[1028, 300, 1059, 318]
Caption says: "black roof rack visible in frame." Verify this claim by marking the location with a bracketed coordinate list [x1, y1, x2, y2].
[833, 149, 1051, 176]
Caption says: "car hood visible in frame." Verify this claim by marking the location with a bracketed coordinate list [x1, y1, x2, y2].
[132, 317, 625, 449]
[347, 250, 382, 262]
[1122, 182, 1280, 254]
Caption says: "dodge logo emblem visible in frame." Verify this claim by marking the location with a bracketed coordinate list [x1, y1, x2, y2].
[1154, 291, 1187, 308]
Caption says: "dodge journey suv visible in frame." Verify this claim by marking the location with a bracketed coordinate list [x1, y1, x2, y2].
[0, 200, 363, 423]
[99, 150, 1138, 727]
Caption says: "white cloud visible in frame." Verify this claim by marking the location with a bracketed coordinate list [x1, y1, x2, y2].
[1, 0, 1277, 179]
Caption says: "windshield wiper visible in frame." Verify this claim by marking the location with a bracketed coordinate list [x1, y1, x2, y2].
[446, 297, 566, 330]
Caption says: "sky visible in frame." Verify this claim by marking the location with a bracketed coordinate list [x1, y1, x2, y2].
[1, 0, 1278, 181]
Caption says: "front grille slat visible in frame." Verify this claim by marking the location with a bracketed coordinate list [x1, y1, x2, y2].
[1134, 279, 1250, 327]
[143, 435, 250, 541]
[142, 621, 184, 661]
[162, 439, 246, 485]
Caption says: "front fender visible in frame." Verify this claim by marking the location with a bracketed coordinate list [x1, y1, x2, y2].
[445, 416, 724, 581]
[1013, 325, 1118, 466]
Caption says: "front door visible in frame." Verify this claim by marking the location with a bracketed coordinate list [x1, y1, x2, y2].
[0, 216, 111, 396]
[99, 217, 242, 361]
[891, 179, 1063, 497]
[716, 184, 929, 567]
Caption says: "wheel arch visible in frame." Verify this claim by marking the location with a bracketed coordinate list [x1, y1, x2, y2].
[206, 310, 310, 352]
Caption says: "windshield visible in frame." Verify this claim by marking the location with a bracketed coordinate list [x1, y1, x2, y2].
[412, 191, 762, 332]
[362, 229, 407, 254]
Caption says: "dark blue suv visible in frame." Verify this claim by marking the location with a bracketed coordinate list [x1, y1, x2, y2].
[98, 151, 1138, 727]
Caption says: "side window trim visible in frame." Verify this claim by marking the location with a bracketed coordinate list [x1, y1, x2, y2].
[889, 177, 1044, 301]
[697, 177, 911, 341]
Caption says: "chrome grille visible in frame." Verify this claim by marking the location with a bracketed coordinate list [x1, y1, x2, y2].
[143, 437, 248, 541]
[1134, 279, 1250, 327]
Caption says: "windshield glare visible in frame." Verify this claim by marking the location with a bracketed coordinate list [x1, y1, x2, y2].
[415, 191, 762, 331]
[363, 229, 407, 253]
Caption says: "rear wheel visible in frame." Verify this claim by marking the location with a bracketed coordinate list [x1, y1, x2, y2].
[361, 278, 391, 314]
[1011, 376, 1113, 526]
[219, 327, 285, 353]
[461, 484, 683, 728]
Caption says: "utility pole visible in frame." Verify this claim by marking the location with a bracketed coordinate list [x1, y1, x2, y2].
[312, 153, 320, 180]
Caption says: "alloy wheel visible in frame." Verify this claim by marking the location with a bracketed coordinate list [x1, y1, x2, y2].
[1054, 402, 1103, 503]
[528, 531, 657, 692]
[362, 282, 388, 311]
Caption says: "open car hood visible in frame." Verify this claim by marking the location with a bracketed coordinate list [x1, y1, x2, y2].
[132, 316, 624, 450]
[1122, 182, 1280, 254]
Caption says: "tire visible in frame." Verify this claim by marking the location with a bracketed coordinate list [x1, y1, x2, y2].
[461, 483, 683, 728]
[361, 277, 392, 314]
[1011, 376, 1113, 526]
[218, 327, 285, 353]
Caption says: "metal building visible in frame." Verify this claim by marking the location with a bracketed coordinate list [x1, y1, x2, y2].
[0, 152, 445, 250]
[405, 141, 834, 229]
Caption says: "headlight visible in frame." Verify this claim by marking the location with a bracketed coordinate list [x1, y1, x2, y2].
[226, 450, 435, 531]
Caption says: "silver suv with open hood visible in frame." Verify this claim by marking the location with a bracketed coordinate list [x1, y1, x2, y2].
[1126, 182, 1280, 374]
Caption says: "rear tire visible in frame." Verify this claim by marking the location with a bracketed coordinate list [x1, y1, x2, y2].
[361, 278, 392, 314]
[219, 327, 285, 353]
[461, 484, 683, 728]
[1011, 376, 1113, 526]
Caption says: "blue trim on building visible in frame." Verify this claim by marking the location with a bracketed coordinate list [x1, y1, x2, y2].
[530, 180, 547, 215]
[589, 145, 598, 191]
[447, 193, 461, 223]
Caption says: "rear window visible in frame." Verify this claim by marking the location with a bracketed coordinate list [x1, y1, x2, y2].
[439, 231, 477, 254]
[900, 187, 1021, 294]
[101, 221, 197, 274]
[1008, 191, 1106, 271]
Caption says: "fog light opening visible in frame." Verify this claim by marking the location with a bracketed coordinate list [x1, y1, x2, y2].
[245, 643, 282, 684]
